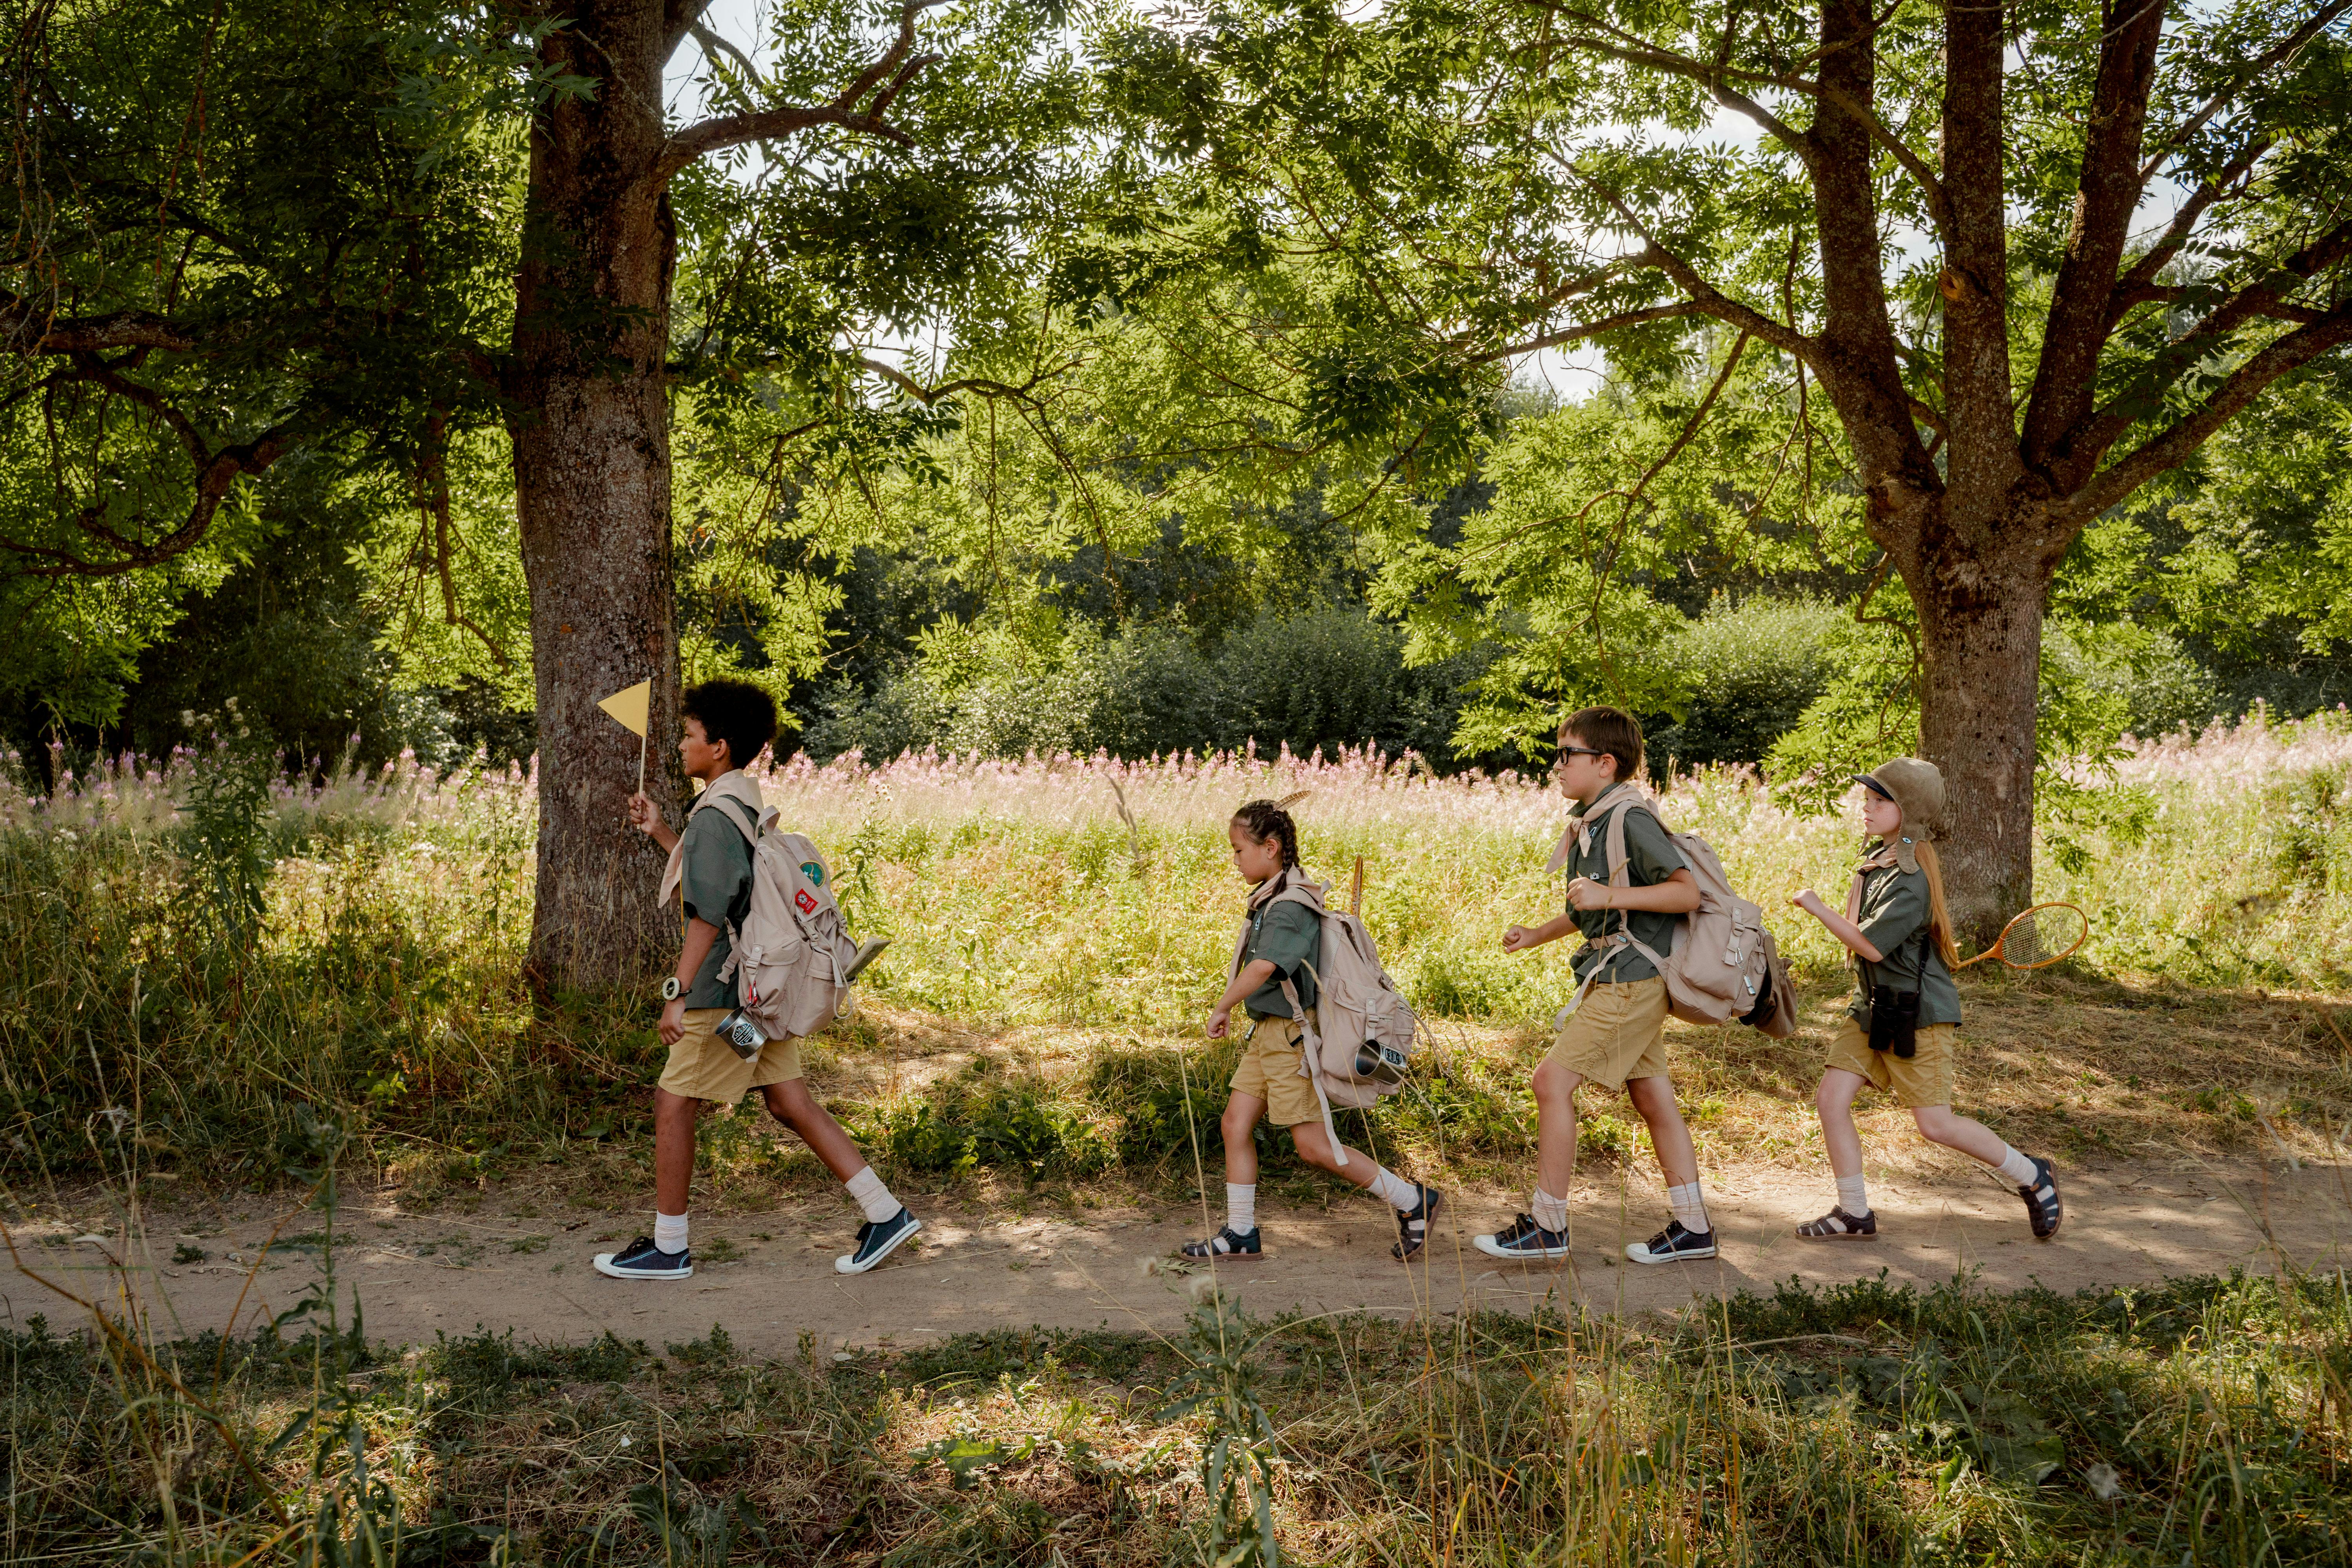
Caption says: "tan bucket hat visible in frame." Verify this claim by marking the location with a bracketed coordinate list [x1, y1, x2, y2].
[1852, 757, 1947, 841]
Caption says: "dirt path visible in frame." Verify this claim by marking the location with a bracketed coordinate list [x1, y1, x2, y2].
[11, 1159, 2347, 1357]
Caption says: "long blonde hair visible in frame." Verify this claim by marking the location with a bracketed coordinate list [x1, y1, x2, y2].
[1913, 839, 1963, 971]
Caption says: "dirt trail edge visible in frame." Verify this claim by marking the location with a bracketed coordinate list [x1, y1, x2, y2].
[12, 1161, 2348, 1357]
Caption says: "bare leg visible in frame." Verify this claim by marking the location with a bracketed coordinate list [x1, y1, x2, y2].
[1911, 1105, 2014, 1167]
[1625, 1074, 1698, 1189]
[1815, 1069, 1870, 1179]
[653, 1087, 702, 1216]
[760, 1078, 868, 1182]
[1221, 1093, 1266, 1187]
[1532, 1058, 1585, 1198]
[1288, 1121, 1382, 1187]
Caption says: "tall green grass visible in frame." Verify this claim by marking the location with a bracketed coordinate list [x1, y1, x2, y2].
[3, 714, 2348, 1181]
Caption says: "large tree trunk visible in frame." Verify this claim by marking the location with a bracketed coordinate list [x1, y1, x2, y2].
[1910, 511, 2048, 946]
[513, 4, 681, 991]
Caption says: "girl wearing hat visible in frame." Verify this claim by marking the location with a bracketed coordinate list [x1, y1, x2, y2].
[1786, 758, 2063, 1242]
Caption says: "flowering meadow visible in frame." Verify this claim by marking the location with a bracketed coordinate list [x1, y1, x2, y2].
[1, 713, 2347, 1181]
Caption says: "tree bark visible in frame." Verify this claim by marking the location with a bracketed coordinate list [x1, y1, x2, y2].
[513, 2, 683, 991]
[1907, 506, 2051, 944]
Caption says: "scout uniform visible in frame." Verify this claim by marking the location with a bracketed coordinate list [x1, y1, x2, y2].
[655, 772, 806, 1104]
[1546, 782, 1688, 1091]
[1228, 867, 1324, 1127]
[1820, 831, 1964, 1107]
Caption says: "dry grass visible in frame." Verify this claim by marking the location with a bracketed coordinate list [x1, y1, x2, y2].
[9, 1252, 2347, 1564]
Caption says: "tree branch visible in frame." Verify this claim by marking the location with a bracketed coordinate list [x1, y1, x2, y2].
[2136, 0, 2352, 181]
[2106, 138, 2269, 323]
[2055, 303, 2352, 526]
[1475, 301, 1704, 361]
[655, 0, 951, 182]
[2018, 0, 2170, 475]
[2065, 216, 2352, 477]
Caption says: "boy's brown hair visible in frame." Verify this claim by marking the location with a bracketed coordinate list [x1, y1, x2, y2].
[1561, 706, 1644, 783]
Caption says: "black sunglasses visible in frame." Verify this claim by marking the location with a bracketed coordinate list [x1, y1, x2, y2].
[1555, 745, 1608, 764]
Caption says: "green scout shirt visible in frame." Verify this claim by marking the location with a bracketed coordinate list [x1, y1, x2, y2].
[1845, 860, 1963, 1027]
[679, 791, 757, 1009]
[1563, 786, 1689, 984]
[1241, 874, 1321, 1020]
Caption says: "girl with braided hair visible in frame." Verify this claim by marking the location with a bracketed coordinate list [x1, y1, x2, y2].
[1183, 797, 1444, 1263]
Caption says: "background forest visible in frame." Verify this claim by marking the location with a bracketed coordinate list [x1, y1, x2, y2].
[5, 0, 2348, 803]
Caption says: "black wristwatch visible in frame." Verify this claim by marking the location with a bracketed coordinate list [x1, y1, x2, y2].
[660, 976, 681, 1002]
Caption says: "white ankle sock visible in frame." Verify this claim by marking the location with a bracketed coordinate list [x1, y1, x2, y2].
[653, 1210, 688, 1254]
[1366, 1167, 1419, 1212]
[1225, 1182, 1257, 1234]
[1666, 1181, 1711, 1235]
[1836, 1173, 1871, 1217]
[1530, 1186, 1570, 1234]
[844, 1166, 900, 1224]
[1994, 1146, 2040, 1186]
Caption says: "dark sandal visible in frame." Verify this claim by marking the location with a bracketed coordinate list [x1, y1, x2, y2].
[1180, 1225, 1263, 1261]
[1795, 1205, 1877, 1240]
[1391, 1186, 1443, 1261]
[2018, 1156, 2063, 1240]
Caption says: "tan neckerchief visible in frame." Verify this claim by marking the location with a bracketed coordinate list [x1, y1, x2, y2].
[1846, 835, 1921, 921]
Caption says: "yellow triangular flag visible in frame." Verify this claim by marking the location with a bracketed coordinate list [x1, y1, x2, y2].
[596, 680, 651, 737]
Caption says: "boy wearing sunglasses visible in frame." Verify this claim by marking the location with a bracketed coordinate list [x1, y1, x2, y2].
[1478, 707, 1717, 1265]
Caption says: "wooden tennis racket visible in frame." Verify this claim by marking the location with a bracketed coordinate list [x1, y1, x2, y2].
[1954, 902, 2088, 970]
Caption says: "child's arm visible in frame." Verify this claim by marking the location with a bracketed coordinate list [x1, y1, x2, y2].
[1789, 890, 1884, 962]
[1506, 867, 1701, 951]
[659, 917, 722, 1044]
[1207, 958, 1279, 1038]
[1501, 913, 1581, 953]
[1568, 867, 1700, 914]
[629, 793, 680, 853]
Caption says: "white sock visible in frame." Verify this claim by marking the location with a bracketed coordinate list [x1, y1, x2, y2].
[844, 1166, 900, 1225]
[1530, 1186, 1570, 1234]
[1667, 1180, 1711, 1235]
[1994, 1146, 2040, 1186]
[653, 1210, 688, 1255]
[1366, 1167, 1420, 1212]
[1836, 1173, 1871, 1217]
[1225, 1182, 1257, 1234]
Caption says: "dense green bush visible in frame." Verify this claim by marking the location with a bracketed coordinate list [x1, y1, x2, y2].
[803, 603, 1499, 766]
[1642, 597, 1846, 776]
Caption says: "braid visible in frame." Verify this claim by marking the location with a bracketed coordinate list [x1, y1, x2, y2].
[1231, 799, 1301, 869]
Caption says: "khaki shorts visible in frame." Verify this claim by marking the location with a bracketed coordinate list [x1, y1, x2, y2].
[657, 1008, 805, 1103]
[1230, 1008, 1322, 1129]
[1822, 1018, 1957, 1109]
[1544, 977, 1671, 1092]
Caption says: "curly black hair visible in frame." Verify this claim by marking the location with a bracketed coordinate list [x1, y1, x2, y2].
[1230, 799, 1301, 870]
[681, 678, 777, 771]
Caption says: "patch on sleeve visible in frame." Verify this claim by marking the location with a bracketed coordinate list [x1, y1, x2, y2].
[794, 887, 818, 915]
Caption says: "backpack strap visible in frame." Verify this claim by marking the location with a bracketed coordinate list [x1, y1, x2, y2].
[1278, 967, 1349, 1169]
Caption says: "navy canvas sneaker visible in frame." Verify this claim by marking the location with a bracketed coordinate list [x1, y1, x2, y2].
[1624, 1220, 1717, 1264]
[1473, 1212, 1570, 1261]
[836, 1208, 922, 1274]
[593, 1236, 693, 1279]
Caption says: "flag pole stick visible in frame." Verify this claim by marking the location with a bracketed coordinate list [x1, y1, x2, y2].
[637, 726, 648, 798]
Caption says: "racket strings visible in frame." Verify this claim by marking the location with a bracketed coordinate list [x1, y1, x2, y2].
[2004, 905, 2087, 968]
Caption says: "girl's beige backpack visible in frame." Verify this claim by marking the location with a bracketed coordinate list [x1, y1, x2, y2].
[1229, 875, 1419, 1167]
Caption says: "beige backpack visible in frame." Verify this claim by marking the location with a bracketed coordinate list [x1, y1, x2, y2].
[1549, 792, 1797, 1038]
[702, 798, 863, 1040]
[1228, 874, 1419, 1166]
